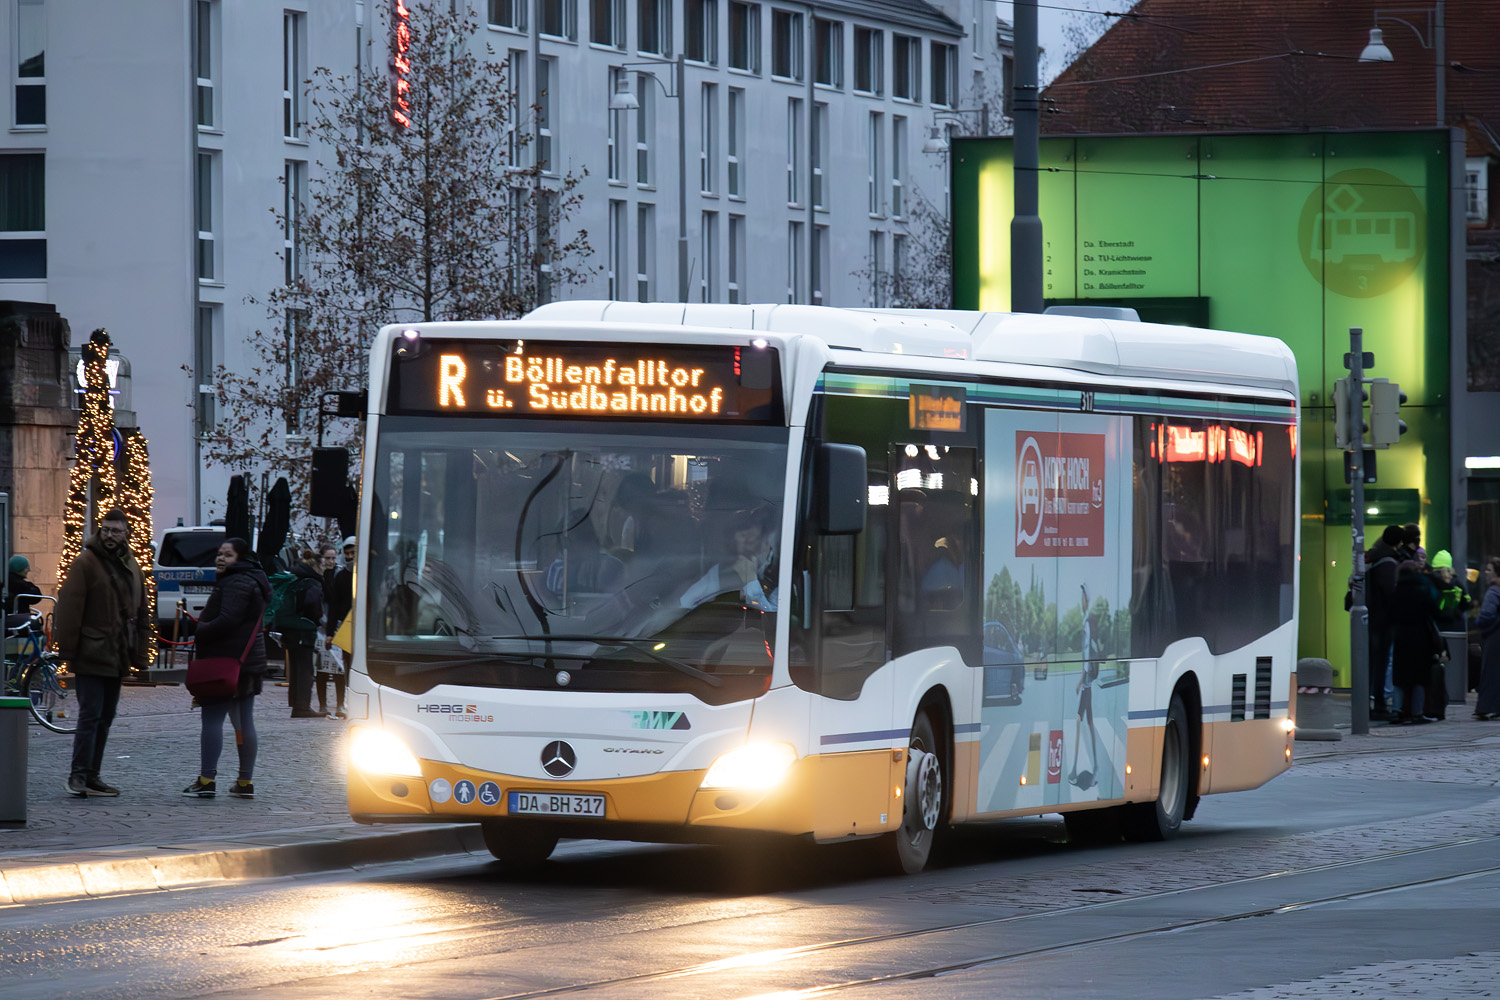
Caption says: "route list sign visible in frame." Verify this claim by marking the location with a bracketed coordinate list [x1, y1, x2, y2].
[389, 338, 782, 423]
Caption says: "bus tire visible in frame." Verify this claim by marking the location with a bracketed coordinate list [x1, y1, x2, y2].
[1123, 690, 1192, 842]
[883, 708, 947, 875]
[481, 821, 559, 866]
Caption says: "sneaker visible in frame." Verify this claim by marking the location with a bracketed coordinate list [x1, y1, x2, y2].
[65, 774, 88, 797]
[85, 777, 120, 796]
[182, 777, 217, 798]
[228, 780, 255, 799]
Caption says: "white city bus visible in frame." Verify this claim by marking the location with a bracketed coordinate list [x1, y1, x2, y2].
[346, 303, 1299, 872]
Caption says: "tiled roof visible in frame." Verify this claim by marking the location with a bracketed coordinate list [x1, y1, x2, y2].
[1041, 0, 1500, 158]
[810, 0, 963, 37]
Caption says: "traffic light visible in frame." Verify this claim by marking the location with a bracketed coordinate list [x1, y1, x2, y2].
[1369, 379, 1408, 447]
[1333, 377, 1368, 450]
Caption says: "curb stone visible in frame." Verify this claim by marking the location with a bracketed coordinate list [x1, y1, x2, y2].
[0, 823, 486, 906]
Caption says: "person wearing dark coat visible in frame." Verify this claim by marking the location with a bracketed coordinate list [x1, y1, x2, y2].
[6, 554, 43, 614]
[1365, 525, 1405, 720]
[1472, 557, 1500, 721]
[183, 537, 272, 798]
[285, 549, 325, 718]
[1388, 561, 1442, 724]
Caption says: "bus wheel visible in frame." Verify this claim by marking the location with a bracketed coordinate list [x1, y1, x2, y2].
[481, 821, 559, 866]
[884, 709, 947, 875]
[1124, 691, 1191, 842]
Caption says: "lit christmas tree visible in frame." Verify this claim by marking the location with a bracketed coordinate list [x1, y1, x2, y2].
[58, 329, 118, 582]
[118, 428, 157, 655]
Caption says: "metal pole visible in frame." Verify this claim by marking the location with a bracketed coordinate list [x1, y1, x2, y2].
[1010, 0, 1043, 313]
[1435, 0, 1445, 125]
[676, 53, 689, 303]
[1348, 328, 1370, 735]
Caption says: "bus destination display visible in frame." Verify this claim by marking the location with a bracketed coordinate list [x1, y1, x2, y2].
[390, 339, 782, 423]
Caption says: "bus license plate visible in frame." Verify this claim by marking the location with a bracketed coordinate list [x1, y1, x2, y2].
[508, 791, 606, 818]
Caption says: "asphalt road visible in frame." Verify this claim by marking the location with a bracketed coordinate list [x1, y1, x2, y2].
[2, 733, 1497, 999]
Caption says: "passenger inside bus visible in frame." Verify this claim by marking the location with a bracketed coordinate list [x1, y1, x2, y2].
[679, 504, 780, 611]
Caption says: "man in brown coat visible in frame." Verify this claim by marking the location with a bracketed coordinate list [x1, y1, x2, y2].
[54, 508, 152, 796]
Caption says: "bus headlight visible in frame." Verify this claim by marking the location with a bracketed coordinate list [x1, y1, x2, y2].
[349, 726, 423, 777]
[701, 743, 797, 789]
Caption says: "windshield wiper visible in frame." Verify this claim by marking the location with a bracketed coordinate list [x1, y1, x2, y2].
[473, 634, 724, 688]
[384, 650, 556, 677]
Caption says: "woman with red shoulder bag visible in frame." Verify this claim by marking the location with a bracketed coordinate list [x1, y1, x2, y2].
[182, 537, 272, 799]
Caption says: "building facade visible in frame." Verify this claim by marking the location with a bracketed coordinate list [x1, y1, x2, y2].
[0, 0, 1010, 530]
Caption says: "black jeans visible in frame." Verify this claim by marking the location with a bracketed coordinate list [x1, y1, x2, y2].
[70, 674, 123, 779]
[287, 644, 315, 712]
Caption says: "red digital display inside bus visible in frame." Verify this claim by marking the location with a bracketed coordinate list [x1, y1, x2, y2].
[388, 339, 783, 424]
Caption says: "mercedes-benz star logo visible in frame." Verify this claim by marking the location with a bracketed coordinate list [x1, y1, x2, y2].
[541, 740, 576, 777]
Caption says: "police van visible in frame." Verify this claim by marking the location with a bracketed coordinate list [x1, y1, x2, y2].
[153, 524, 226, 636]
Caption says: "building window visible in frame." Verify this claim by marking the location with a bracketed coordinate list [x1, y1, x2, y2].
[489, 0, 525, 30]
[639, 0, 670, 56]
[607, 68, 625, 181]
[727, 87, 745, 198]
[194, 1, 218, 128]
[539, 0, 576, 39]
[637, 203, 655, 300]
[195, 305, 218, 434]
[854, 27, 882, 95]
[891, 116, 905, 218]
[591, 0, 623, 47]
[699, 83, 718, 193]
[537, 57, 556, 172]
[0, 152, 44, 278]
[283, 12, 306, 138]
[700, 210, 719, 300]
[14, 0, 44, 127]
[284, 309, 306, 432]
[196, 151, 217, 281]
[506, 50, 530, 167]
[687, 0, 717, 64]
[814, 18, 841, 88]
[728, 213, 745, 302]
[729, 1, 759, 73]
[536, 187, 557, 304]
[771, 9, 802, 81]
[892, 233, 907, 305]
[635, 75, 654, 186]
[893, 33, 920, 102]
[931, 41, 956, 107]
[1467, 157, 1491, 222]
[811, 102, 827, 211]
[869, 230, 885, 306]
[607, 198, 627, 298]
[867, 111, 884, 216]
[284, 160, 306, 286]
[787, 221, 803, 303]
[786, 97, 802, 205]
[812, 224, 827, 305]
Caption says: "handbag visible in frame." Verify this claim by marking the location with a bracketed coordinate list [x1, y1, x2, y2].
[186, 620, 261, 700]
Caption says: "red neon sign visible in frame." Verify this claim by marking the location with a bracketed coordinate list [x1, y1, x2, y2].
[391, 0, 412, 129]
[1164, 424, 1207, 462]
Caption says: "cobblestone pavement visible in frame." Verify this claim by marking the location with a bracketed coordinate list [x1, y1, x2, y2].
[1206, 952, 1500, 998]
[2, 682, 354, 856]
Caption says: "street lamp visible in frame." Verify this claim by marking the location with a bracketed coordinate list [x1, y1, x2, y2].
[1357, 3, 1446, 124]
[609, 57, 689, 303]
[919, 107, 994, 155]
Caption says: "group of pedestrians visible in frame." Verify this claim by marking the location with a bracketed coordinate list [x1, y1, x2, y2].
[45, 509, 358, 801]
[1364, 521, 1500, 723]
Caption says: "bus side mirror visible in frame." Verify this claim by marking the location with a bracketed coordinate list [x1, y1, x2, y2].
[309, 448, 350, 518]
[816, 443, 866, 535]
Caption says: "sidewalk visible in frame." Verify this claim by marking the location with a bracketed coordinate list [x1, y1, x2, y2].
[0, 684, 485, 906]
[0, 685, 1495, 907]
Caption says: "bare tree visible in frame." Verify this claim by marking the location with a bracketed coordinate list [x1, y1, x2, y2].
[856, 188, 956, 309]
[206, 0, 594, 484]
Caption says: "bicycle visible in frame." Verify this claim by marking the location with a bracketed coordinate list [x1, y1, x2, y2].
[3, 596, 76, 733]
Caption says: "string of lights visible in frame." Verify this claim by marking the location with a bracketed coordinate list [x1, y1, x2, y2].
[119, 428, 157, 658]
[58, 329, 119, 587]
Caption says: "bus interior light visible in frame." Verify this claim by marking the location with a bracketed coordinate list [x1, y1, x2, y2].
[701, 742, 797, 790]
[349, 726, 423, 777]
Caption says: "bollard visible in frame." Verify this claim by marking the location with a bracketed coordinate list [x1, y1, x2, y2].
[1294, 657, 1342, 741]
[0, 696, 28, 825]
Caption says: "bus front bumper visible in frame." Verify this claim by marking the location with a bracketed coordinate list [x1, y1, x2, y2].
[348, 747, 906, 842]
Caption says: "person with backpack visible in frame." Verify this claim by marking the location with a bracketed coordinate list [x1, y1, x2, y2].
[281, 548, 325, 718]
[182, 537, 272, 798]
[1365, 525, 1405, 721]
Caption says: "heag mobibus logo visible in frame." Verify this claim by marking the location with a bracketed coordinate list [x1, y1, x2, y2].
[415, 703, 495, 723]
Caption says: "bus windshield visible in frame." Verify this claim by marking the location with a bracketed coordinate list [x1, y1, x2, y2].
[367, 417, 788, 700]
